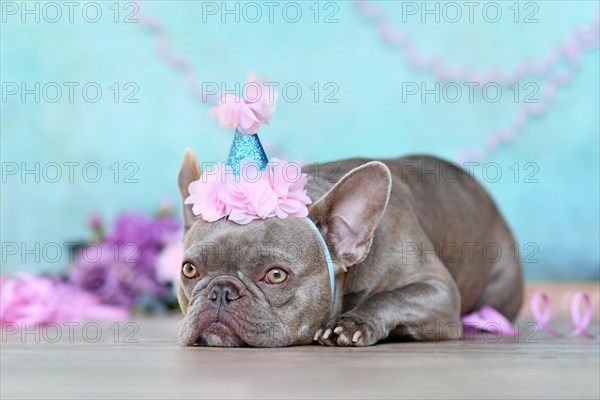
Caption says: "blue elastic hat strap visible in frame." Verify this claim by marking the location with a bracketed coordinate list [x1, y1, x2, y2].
[304, 218, 335, 304]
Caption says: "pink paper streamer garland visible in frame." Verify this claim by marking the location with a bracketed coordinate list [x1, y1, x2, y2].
[353, 0, 600, 163]
[353, 1, 599, 84]
[133, 1, 212, 103]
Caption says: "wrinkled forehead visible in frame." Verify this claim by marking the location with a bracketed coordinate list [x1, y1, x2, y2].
[183, 217, 323, 271]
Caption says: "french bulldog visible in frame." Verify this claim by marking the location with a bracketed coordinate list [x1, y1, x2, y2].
[177, 149, 523, 347]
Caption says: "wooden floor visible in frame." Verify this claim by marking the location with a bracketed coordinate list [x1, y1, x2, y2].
[1, 316, 599, 400]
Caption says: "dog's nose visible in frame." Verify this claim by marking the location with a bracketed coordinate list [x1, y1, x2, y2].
[207, 278, 244, 306]
[209, 283, 240, 305]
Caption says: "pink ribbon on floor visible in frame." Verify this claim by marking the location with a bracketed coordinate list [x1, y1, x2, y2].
[461, 305, 518, 335]
[530, 291, 599, 339]
[462, 291, 599, 339]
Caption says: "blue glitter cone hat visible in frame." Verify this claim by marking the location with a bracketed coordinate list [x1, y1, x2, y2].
[227, 129, 269, 174]
[187, 71, 312, 225]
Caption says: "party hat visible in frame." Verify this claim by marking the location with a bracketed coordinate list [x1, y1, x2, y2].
[185, 72, 312, 225]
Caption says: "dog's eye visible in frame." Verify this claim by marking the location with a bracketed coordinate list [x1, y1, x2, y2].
[182, 263, 197, 279]
[265, 268, 287, 284]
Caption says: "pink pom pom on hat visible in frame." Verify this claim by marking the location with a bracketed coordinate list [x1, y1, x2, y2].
[207, 72, 278, 135]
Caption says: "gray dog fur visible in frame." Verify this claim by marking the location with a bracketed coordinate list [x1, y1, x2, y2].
[176, 149, 523, 347]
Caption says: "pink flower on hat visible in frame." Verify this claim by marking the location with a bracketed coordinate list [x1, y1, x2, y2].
[184, 164, 231, 222]
[208, 72, 278, 134]
[185, 159, 311, 225]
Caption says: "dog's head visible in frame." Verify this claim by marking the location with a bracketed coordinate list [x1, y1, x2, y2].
[176, 149, 391, 347]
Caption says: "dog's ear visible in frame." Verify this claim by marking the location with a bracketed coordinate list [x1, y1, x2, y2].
[310, 161, 391, 271]
[177, 148, 201, 233]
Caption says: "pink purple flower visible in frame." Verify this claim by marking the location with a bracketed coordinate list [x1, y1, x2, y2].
[69, 212, 180, 307]
[0, 273, 128, 326]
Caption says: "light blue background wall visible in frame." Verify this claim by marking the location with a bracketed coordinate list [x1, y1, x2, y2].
[1, 1, 598, 280]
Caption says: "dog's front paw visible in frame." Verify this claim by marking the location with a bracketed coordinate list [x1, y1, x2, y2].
[313, 314, 383, 347]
